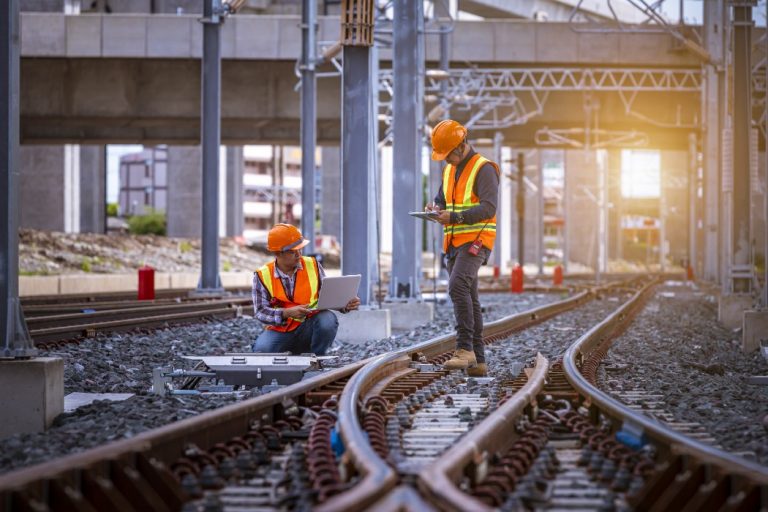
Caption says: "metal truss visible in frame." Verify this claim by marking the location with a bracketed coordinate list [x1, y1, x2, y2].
[534, 127, 650, 149]
[378, 66, 702, 138]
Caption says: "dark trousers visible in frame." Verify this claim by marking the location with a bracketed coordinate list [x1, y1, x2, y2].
[251, 310, 338, 355]
[446, 244, 489, 364]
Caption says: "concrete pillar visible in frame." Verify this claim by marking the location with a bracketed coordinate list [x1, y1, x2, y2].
[606, 149, 622, 261]
[79, 145, 106, 234]
[166, 145, 201, 238]
[661, 150, 689, 269]
[320, 145, 341, 240]
[564, 150, 599, 271]
[225, 146, 243, 237]
[20, 145, 66, 231]
[703, 1, 724, 282]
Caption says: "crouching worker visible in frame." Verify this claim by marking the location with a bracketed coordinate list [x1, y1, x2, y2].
[251, 223, 360, 355]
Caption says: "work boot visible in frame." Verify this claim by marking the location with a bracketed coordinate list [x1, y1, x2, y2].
[444, 349, 477, 370]
[467, 363, 488, 377]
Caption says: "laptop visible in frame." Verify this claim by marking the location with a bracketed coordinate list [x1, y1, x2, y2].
[314, 275, 361, 310]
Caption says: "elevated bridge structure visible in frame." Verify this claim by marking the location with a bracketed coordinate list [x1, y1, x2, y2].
[20, 13, 706, 148]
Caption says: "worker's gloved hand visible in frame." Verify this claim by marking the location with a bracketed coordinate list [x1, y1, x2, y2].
[283, 305, 311, 320]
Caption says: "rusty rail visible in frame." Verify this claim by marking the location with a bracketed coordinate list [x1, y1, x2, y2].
[319, 289, 598, 511]
[562, 278, 768, 504]
[418, 353, 550, 512]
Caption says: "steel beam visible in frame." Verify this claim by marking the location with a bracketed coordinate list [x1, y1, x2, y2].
[731, 1, 755, 294]
[300, 0, 317, 253]
[389, 0, 424, 299]
[1, 0, 34, 358]
[703, 2, 724, 283]
[342, 46, 375, 305]
[197, 0, 224, 293]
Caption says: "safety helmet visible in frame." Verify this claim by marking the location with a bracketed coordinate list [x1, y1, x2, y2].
[267, 223, 309, 252]
[430, 119, 467, 160]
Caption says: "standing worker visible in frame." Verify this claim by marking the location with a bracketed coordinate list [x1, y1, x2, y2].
[252, 223, 360, 355]
[426, 120, 500, 377]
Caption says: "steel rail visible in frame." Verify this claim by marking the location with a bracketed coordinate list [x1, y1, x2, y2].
[22, 296, 247, 316]
[418, 353, 550, 512]
[319, 289, 596, 512]
[26, 298, 250, 330]
[562, 280, 768, 486]
[0, 361, 370, 501]
[29, 307, 239, 344]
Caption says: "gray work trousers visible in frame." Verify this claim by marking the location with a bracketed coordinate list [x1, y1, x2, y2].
[446, 243, 490, 364]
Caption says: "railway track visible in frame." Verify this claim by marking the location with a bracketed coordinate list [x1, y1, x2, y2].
[2, 276, 764, 511]
[22, 294, 251, 348]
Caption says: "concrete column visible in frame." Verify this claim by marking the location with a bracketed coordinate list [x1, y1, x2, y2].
[166, 145, 202, 238]
[20, 145, 66, 231]
[225, 146, 243, 237]
[661, 150, 689, 270]
[606, 149, 622, 261]
[565, 150, 599, 271]
[79, 145, 106, 234]
[63, 144, 80, 233]
[320, 145, 341, 240]
[703, 1, 724, 282]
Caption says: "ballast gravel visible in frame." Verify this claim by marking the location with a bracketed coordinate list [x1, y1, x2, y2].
[598, 281, 768, 466]
[0, 291, 561, 475]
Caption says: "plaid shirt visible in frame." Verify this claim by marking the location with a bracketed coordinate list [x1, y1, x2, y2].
[252, 258, 326, 326]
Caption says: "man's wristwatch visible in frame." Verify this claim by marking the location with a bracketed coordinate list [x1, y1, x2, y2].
[455, 212, 465, 224]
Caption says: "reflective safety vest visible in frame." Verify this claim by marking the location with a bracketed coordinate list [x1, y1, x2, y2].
[255, 256, 320, 332]
[442, 153, 500, 252]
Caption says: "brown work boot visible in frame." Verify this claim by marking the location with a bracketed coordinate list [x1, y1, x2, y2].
[444, 349, 477, 370]
[467, 363, 488, 377]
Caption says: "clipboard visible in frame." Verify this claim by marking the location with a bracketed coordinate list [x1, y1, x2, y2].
[409, 211, 440, 223]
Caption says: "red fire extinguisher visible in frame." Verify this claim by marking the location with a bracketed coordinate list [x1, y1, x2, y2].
[511, 264, 524, 293]
[138, 266, 155, 300]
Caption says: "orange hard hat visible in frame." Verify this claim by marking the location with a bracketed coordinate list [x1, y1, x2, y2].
[431, 119, 467, 160]
[267, 223, 309, 252]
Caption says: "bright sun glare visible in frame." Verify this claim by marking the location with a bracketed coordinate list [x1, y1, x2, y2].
[621, 149, 661, 199]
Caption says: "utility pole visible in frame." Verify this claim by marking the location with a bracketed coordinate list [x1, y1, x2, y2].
[197, 0, 225, 294]
[300, 0, 317, 252]
[1, 0, 35, 358]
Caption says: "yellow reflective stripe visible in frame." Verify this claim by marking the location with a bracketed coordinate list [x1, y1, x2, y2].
[303, 256, 319, 309]
[444, 224, 497, 234]
[461, 156, 487, 205]
[442, 164, 452, 199]
[444, 204, 473, 211]
[257, 265, 273, 296]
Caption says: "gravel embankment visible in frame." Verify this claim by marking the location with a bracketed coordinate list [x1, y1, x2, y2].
[0, 292, 562, 475]
[599, 281, 768, 465]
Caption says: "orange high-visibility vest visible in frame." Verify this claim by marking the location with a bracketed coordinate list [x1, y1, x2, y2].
[256, 256, 320, 333]
[442, 153, 500, 252]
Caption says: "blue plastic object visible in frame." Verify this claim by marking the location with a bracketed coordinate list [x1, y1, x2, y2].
[330, 425, 345, 458]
